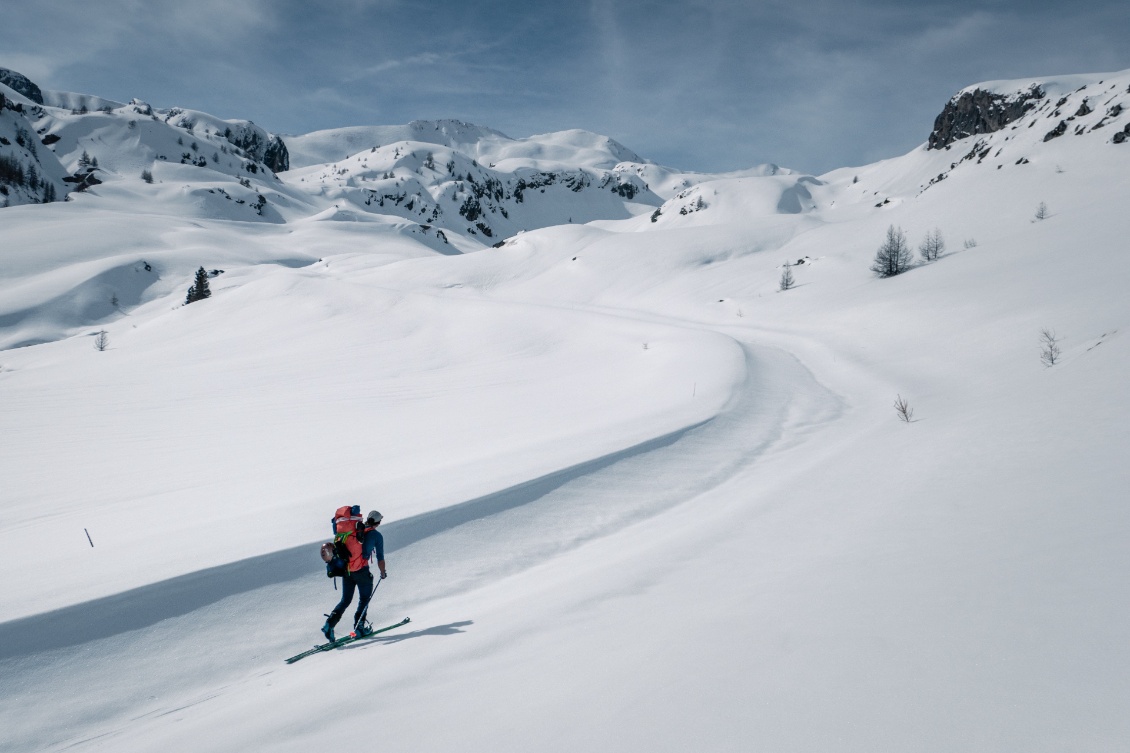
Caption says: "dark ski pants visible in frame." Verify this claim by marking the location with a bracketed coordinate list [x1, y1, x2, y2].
[327, 567, 374, 629]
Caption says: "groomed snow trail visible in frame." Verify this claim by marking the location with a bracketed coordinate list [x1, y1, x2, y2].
[0, 318, 842, 751]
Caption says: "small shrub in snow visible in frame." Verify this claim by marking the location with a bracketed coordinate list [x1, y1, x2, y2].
[963, 238, 978, 249]
[1035, 202, 1049, 220]
[93, 330, 110, 351]
[894, 394, 914, 423]
[918, 228, 945, 261]
[1039, 328, 1061, 367]
[870, 225, 912, 278]
[185, 267, 212, 304]
[140, 169, 153, 184]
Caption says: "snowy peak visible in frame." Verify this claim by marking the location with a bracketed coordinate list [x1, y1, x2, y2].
[159, 106, 289, 172]
[287, 137, 660, 241]
[900, 69, 1130, 195]
[928, 70, 1130, 151]
[285, 120, 643, 172]
[0, 67, 43, 104]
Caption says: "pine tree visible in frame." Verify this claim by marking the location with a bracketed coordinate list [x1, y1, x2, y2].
[185, 267, 212, 304]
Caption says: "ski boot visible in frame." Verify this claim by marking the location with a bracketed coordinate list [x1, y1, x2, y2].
[322, 620, 335, 643]
[354, 620, 374, 638]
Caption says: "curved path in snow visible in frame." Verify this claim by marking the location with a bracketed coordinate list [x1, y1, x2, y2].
[0, 325, 843, 751]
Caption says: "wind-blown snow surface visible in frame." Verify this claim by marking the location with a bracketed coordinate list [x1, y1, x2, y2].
[2, 69, 1130, 752]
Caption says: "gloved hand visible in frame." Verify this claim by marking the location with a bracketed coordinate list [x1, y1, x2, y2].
[380, 571, 388, 579]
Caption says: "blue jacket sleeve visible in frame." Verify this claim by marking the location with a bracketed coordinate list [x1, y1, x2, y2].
[363, 530, 385, 562]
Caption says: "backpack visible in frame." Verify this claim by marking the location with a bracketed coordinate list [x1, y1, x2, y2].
[321, 505, 363, 578]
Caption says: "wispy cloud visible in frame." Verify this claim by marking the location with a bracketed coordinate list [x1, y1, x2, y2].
[356, 52, 449, 77]
[3, 1, 1127, 174]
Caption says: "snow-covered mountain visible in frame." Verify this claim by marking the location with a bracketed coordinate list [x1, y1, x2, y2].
[2, 66, 1129, 752]
[285, 119, 643, 170]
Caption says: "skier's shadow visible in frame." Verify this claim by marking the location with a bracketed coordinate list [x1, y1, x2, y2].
[345, 620, 473, 650]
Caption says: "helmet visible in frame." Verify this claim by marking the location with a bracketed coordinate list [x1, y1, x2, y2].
[366, 510, 383, 524]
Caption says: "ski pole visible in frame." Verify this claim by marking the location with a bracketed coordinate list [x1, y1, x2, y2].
[354, 575, 381, 629]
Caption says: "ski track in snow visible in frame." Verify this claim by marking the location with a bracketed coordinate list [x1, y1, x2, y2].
[0, 330, 842, 751]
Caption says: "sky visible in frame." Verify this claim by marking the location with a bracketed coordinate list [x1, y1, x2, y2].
[2, 0, 1127, 174]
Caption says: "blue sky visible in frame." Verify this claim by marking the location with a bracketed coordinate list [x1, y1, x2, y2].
[3, 0, 1127, 174]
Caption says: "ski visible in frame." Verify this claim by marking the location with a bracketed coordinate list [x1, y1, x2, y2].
[285, 617, 411, 664]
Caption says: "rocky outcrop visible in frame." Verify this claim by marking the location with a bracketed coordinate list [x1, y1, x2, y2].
[0, 68, 44, 104]
[263, 135, 289, 173]
[218, 122, 289, 172]
[928, 86, 1045, 149]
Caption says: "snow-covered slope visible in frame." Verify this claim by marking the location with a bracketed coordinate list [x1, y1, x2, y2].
[0, 83, 70, 207]
[2, 67, 1129, 752]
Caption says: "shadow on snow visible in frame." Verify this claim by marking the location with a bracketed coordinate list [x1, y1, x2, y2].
[0, 423, 700, 660]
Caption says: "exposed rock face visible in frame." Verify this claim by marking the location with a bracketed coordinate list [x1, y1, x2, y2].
[263, 135, 289, 173]
[1044, 120, 1068, 142]
[928, 86, 1044, 149]
[0, 68, 45, 104]
[220, 123, 288, 172]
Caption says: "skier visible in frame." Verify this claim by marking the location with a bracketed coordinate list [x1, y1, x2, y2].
[322, 507, 387, 642]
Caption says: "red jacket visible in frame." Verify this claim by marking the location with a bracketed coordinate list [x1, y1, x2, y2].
[333, 506, 366, 573]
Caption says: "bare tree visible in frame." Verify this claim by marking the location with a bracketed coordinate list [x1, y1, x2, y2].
[1039, 328, 1061, 367]
[963, 238, 978, 249]
[918, 227, 945, 261]
[94, 330, 110, 351]
[870, 225, 913, 278]
[1035, 202, 1049, 220]
[779, 261, 795, 291]
[894, 394, 914, 423]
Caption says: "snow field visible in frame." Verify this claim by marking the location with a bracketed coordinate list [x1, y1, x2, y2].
[2, 68, 1130, 751]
